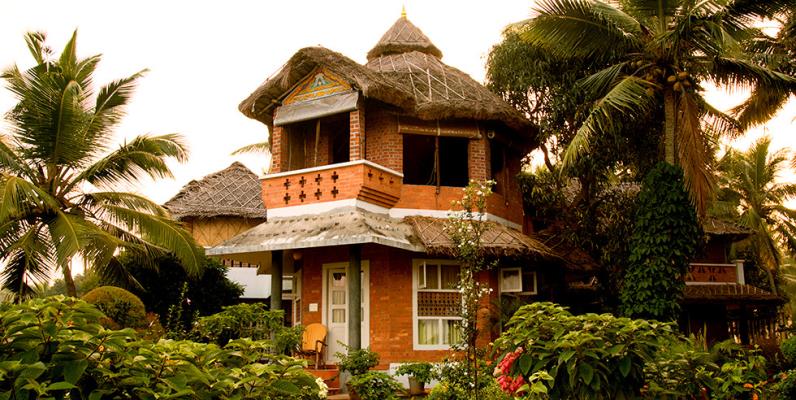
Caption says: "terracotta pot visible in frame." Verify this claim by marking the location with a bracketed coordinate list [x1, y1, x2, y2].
[305, 367, 340, 391]
[408, 377, 425, 395]
[346, 382, 361, 400]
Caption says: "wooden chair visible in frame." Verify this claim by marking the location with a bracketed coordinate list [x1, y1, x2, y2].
[299, 323, 328, 368]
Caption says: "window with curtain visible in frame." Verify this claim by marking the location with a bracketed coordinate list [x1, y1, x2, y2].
[414, 260, 462, 349]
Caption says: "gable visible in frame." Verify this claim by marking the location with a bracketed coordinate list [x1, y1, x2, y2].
[283, 67, 352, 105]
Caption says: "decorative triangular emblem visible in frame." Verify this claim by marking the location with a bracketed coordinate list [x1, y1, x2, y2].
[283, 67, 351, 105]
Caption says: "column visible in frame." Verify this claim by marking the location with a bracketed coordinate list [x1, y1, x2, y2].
[270, 250, 283, 312]
[348, 244, 362, 350]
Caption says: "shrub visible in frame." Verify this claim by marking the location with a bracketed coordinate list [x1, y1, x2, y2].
[396, 362, 434, 384]
[81, 285, 147, 328]
[493, 302, 676, 399]
[191, 302, 302, 353]
[336, 345, 379, 377]
[348, 371, 403, 400]
[0, 296, 322, 400]
[782, 336, 796, 367]
[116, 253, 243, 330]
[774, 370, 796, 399]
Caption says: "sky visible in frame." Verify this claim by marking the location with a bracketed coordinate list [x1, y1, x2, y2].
[0, 0, 794, 206]
[0, 0, 535, 204]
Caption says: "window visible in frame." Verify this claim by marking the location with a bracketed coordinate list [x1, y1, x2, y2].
[403, 135, 469, 187]
[413, 260, 462, 349]
[292, 270, 302, 326]
[283, 113, 350, 171]
[499, 268, 537, 295]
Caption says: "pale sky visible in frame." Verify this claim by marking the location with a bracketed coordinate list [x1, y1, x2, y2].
[0, 0, 794, 206]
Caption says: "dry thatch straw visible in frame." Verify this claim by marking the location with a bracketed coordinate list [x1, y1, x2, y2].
[366, 15, 443, 60]
[239, 47, 414, 128]
[239, 16, 535, 137]
[405, 216, 554, 259]
[164, 162, 267, 221]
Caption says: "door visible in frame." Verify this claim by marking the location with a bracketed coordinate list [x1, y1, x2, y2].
[323, 262, 369, 362]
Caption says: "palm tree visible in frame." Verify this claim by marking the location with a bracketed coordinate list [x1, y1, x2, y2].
[714, 137, 796, 294]
[515, 0, 796, 214]
[0, 31, 204, 299]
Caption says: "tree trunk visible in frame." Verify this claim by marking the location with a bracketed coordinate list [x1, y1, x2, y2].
[62, 260, 77, 297]
[664, 89, 677, 165]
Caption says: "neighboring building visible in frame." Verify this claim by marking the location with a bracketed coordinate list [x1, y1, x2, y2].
[164, 161, 267, 247]
[208, 15, 559, 366]
[682, 218, 784, 347]
[164, 162, 280, 303]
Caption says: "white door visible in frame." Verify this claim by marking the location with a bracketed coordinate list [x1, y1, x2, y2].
[323, 262, 369, 362]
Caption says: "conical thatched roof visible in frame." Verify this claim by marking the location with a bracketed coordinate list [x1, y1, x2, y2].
[366, 51, 531, 131]
[366, 16, 443, 60]
[164, 162, 267, 221]
[239, 17, 535, 137]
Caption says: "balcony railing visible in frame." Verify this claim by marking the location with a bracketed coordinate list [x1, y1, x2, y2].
[686, 262, 744, 285]
[262, 160, 403, 210]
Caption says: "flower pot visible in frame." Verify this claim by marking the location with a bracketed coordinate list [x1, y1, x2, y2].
[408, 377, 425, 395]
[306, 366, 340, 392]
[346, 382, 361, 400]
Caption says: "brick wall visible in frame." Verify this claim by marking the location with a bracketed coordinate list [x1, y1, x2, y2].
[297, 245, 498, 367]
[350, 108, 365, 161]
[469, 137, 488, 181]
[270, 125, 284, 173]
[365, 108, 402, 172]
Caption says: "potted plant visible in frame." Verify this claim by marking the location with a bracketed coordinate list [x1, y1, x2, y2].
[348, 371, 403, 400]
[396, 362, 433, 395]
[335, 345, 379, 399]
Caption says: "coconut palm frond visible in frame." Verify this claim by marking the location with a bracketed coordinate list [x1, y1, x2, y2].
[519, 0, 642, 61]
[677, 92, 714, 216]
[231, 141, 270, 155]
[75, 134, 188, 190]
[563, 76, 656, 167]
[98, 204, 204, 276]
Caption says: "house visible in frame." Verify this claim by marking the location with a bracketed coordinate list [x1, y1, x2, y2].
[682, 218, 784, 347]
[207, 14, 559, 366]
[164, 162, 292, 306]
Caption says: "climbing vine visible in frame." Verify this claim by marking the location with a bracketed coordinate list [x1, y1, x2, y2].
[620, 163, 701, 321]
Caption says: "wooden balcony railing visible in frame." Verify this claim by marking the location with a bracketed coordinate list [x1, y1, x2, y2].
[262, 160, 403, 210]
[686, 262, 744, 284]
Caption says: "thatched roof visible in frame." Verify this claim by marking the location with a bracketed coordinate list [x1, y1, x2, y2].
[367, 16, 443, 60]
[208, 207, 424, 255]
[208, 210, 556, 262]
[683, 284, 783, 303]
[239, 47, 414, 127]
[702, 217, 752, 238]
[404, 216, 554, 259]
[164, 162, 267, 221]
[535, 222, 599, 272]
[239, 17, 535, 136]
[366, 51, 531, 132]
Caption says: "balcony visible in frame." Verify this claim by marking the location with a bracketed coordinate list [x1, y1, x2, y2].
[686, 262, 744, 285]
[262, 160, 403, 210]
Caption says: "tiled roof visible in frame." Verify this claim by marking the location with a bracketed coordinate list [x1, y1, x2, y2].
[683, 284, 783, 303]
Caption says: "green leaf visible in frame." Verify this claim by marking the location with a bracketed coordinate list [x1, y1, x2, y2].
[270, 379, 300, 394]
[578, 362, 594, 385]
[618, 356, 631, 377]
[518, 353, 533, 375]
[63, 359, 88, 384]
[46, 381, 76, 391]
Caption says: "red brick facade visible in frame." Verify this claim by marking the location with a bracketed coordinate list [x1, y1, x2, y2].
[261, 81, 530, 366]
[297, 245, 499, 367]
